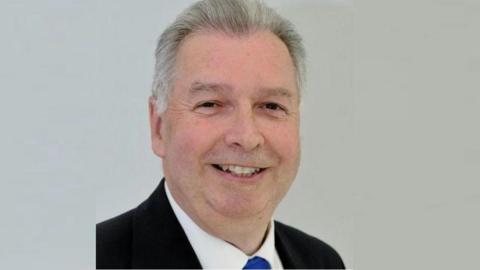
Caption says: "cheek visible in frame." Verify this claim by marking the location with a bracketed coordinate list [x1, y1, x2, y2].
[268, 123, 300, 163]
[165, 118, 223, 166]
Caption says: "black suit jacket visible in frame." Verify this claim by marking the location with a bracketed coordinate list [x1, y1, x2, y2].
[96, 180, 345, 269]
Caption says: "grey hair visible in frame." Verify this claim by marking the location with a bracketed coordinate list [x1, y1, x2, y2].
[151, 0, 306, 113]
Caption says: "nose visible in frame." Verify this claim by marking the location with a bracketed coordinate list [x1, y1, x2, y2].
[224, 107, 264, 152]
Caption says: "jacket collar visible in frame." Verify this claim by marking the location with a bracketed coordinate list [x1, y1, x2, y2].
[274, 223, 301, 269]
[131, 179, 202, 268]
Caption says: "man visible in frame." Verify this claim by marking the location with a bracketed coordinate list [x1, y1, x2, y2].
[97, 0, 345, 269]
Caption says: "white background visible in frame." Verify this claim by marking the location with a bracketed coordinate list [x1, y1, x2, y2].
[0, 0, 478, 269]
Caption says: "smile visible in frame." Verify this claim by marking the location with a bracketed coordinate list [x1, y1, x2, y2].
[212, 164, 266, 178]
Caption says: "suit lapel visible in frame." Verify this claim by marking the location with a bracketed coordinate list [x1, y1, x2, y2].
[131, 179, 202, 269]
[275, 221, 304, 269]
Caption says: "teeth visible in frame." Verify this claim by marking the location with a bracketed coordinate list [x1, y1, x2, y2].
[218, 165, 261, 176]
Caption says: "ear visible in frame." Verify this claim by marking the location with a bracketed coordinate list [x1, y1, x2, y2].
[149, 96, 166, 158]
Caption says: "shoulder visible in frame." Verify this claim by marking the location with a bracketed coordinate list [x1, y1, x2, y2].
[275, 221, 345, 269]
[96, 209, 135, 269]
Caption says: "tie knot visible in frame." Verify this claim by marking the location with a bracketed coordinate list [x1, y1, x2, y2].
[243, 256, 271, 269]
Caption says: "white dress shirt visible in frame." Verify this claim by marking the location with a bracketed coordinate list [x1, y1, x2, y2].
[165, 182, 283, 269]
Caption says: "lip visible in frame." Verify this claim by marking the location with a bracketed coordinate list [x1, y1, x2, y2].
[210, 164, 268, 183]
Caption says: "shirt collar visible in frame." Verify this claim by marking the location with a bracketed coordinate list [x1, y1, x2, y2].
[165, 181, 277, 269]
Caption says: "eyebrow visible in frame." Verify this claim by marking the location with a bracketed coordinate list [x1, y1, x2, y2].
[189, 81, 294, 98]
[259, 87, 293, 98]
[189, 81, 232, 94]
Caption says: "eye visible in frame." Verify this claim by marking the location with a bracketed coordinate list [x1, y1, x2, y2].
[264, 103, 282, 111]
[262, 102, 287, 112]
[199, 102, 218, 108]
[259, 102, 288, 118]
[193, 101, 223, 115]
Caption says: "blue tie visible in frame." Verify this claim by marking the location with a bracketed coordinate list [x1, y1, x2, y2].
[243, 256, 271, 269]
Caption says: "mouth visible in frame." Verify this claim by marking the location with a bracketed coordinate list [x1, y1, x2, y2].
[211, 164, 267, 178]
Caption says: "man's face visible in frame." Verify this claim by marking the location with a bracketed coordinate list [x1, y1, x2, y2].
[150, 31, 300, 224]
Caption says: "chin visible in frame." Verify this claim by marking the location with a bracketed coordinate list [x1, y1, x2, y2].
[208, 192, 272, 219]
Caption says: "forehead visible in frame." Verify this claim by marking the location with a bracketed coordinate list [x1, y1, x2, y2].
[173, 30, 298, 98]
